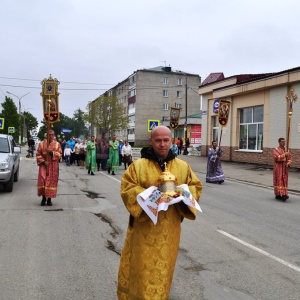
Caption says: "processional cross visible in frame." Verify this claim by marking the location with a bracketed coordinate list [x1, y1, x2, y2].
[286, 87, 298, 114]
[285, 86, 298, 151]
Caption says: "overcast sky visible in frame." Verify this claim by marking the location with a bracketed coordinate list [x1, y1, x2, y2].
[1, 0, 300, 125]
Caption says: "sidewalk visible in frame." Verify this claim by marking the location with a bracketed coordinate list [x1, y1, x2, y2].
[179, 154, 300, 195]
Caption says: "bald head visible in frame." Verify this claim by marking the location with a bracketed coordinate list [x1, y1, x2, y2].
[149, 126, 172, 160]
[150, 125, 171, 138]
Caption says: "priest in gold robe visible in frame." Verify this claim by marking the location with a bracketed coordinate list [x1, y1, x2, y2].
[117, 126, 202, 300]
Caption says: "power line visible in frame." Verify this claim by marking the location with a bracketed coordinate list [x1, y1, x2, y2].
[0, 76, 115, 86]
[0, 83, 200, 92]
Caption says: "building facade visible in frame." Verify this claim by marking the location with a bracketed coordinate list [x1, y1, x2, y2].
[199, 67, 300, 168]
[94, 66, 201, 146]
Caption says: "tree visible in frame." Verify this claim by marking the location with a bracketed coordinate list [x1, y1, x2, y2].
[84, 96, 128, 136]
[22, 111, 38, 139]
[0, 96, 20, 140]
[38, 112, 73, 141]
[72, 108, 88, 138]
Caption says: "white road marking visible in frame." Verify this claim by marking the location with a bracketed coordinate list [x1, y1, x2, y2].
[217, 229, 300, 273]
[99, 171, 121, 183]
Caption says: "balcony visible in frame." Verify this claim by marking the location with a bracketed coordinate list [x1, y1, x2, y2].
[128, 133, 135, 142]
[128, 107, 135, 115]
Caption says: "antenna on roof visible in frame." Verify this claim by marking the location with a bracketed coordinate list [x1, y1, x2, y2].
[160, 61, 166, 67]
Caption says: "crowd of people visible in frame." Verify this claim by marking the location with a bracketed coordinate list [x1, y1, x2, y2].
[55, 135, 133, 176]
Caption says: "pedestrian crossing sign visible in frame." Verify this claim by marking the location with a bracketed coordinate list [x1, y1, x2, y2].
[8, 127, 15, 133]
[148, 120, 160, 132]
[0, 118, 4, 130]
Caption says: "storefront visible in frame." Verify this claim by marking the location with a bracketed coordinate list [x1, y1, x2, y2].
[199, 67, 300, 168]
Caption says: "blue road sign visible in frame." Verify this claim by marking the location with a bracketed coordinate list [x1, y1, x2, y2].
[148, 120, 160, 132]
[0, 118, 4, 129]
[61, 128, 72, 133]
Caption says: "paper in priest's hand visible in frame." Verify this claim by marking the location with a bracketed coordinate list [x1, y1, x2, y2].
[137, 184, 202, 224]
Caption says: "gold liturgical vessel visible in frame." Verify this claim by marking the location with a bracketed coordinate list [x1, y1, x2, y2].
[157, 163, 177, 196]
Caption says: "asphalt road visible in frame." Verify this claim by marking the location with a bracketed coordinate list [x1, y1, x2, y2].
[0, 153, 299, 300]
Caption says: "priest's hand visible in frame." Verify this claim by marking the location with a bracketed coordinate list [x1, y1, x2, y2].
[47, 149, 54, 157]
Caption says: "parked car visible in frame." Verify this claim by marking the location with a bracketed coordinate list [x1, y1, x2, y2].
[0, 134, 21, 192]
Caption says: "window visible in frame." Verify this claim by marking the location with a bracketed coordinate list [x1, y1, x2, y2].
[239, 106, 263, 150]
[177, 78, 183, 86]
[129, 115, 135, 123]
[128, 102, 135, 110]
[163, 90, 168, 97]
[212, 116, 219, 143]
[176, 91, 182, 98]
[0, 137, 9, 153]
[175, 103, 182, 109]
[162, 116, 168, 121]
[128, 89, 136, 98]
[163, 103, 169, 110]
[163, 77, 169, 84]
[129, 75, 136, 85]
[128, 128, 135, 135]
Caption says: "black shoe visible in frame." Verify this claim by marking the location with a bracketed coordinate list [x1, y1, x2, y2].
[47, 198, 52, 206]
[275, 195, 282, 200]
[108, 168, 111, 174]
[41, 196, 46, 206]
[88, 169, 90, 174]
[218, 180, 224, 184]
[91, 172, 95, 175]
[112, 171, 116, 175]
[282, 195, 289, 202]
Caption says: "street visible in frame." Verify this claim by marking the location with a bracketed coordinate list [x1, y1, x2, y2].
[0, 153, 300, 300]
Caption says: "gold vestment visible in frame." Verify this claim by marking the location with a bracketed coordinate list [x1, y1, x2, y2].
[117, 158, 202, 300]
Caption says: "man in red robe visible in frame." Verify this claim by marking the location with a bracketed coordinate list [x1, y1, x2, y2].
[273, 137, 292, 201]
[36, 130, 62, 206]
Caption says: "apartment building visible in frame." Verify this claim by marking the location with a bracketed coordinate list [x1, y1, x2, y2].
[96, 66, 201, 146]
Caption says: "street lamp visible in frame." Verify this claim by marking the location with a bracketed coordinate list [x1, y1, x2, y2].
[6, 91, 30, 144]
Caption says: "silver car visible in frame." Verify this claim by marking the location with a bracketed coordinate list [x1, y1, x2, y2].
[0, 134, 21, 192]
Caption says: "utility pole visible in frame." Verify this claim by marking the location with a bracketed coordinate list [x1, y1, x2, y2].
[185, 77, 188, 140]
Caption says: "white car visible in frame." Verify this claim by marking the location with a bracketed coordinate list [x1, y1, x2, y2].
[0, 134, 21, 192]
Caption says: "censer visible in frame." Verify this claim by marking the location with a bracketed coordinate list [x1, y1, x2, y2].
[157, 163, 177, 197]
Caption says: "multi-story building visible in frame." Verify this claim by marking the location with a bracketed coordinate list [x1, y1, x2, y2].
[93, 66, 201, 146]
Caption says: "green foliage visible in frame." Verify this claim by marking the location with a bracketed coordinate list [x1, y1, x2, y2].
[22, 111, 38, 139]
[84, 96, 128, 135]
[38, 109, 88, 141]
[0, 96, 20, 139]
[72, 108, 89, 138]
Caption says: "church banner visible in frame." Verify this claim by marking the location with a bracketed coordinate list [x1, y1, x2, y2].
[40, 75, 60, 123]
[218, 99, 231, 127]
[170, 107, 181, 129]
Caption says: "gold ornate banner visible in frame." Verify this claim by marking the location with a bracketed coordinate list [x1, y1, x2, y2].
[40, 75, 60, 123]
[170, 107, 181, 129]
[218, 99, 231, 126]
